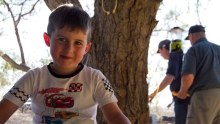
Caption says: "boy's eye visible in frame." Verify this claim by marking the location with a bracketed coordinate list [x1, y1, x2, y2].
[74, 41, 83, 45]
[55, 36, 84, 46]
[57, 37, 67, 43]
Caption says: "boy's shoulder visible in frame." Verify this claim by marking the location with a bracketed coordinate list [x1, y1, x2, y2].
[27, 64, 48, 74]
[82, 64, 102, 73]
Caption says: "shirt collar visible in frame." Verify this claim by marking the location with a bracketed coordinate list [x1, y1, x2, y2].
[193, 37, 207, 46]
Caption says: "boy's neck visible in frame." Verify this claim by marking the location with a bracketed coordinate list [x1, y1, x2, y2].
[48, 62, 83, 77]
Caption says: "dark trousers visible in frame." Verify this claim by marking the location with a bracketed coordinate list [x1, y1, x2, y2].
[174, 97, 190, 124]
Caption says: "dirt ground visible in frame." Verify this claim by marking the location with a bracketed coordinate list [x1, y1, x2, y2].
[5, 109, 33, 124]
[5, 109, 173, 124]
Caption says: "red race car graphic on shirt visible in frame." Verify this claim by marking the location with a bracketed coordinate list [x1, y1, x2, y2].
[45, 94, 74, 108]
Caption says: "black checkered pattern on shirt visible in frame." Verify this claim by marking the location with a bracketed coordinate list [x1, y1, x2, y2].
[102, 79, 114, 92]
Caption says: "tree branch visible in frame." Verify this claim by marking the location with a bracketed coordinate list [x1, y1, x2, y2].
[0, 50, 30, 72]
[21, 0, 40, 17]
[3, 0, 41, 66]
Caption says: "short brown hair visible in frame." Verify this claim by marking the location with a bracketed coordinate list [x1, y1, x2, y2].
[47, 4, 92, 41]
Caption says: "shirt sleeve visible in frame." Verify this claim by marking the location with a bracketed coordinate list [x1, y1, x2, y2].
[182, 48, 197, 75]
[93, 71, 118, 107]
[3, 69, 35, 107]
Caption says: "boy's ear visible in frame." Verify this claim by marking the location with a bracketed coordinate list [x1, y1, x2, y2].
[85, 42, 91, 53]
[43, 32, 50, 47]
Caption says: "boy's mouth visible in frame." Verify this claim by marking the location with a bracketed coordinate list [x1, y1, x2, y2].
[61, 55, 72, 59]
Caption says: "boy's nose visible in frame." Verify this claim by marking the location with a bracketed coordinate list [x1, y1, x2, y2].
[63, 42, 74, 53]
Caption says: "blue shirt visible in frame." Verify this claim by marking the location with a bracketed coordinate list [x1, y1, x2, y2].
[182, 38, 220, 95]
[167, 50, 183, 92]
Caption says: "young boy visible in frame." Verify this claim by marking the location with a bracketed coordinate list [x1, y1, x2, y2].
[0, 4, 131, 124]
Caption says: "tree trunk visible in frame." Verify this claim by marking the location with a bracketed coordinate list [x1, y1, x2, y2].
[91, 0, 160, 123]
[44, 0, 161, 123]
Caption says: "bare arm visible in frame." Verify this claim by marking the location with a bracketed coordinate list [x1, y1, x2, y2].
[177, 74, 194, 99]
[0, 98, 19, 123]
[149, 74, 174, 102]
[101, 102, 131, 124]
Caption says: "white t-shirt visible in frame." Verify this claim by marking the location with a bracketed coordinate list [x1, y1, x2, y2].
[4, 63, 118, 124]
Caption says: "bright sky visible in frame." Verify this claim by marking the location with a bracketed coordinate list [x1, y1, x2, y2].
[1, 0, 220, 111]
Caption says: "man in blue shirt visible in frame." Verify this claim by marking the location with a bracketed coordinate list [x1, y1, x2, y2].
[149, 39, 190, 124]
[178, 25, 220, 124]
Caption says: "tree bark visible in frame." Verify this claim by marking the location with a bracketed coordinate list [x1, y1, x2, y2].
[91, 1, 160, 123]
[44, 0, 161, 123]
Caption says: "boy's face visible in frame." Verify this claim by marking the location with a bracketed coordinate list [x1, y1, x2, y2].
[159, 48, 169, 60]
[49, 26, 91, 74]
